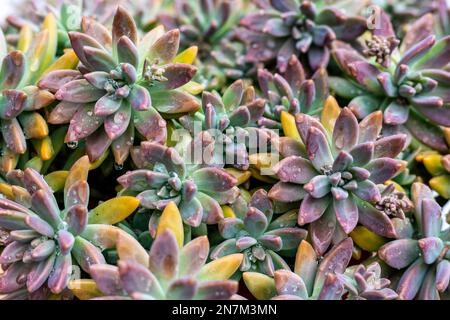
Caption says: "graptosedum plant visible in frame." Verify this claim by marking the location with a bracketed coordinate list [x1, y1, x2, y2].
[0, 0, 449, 302]
[378, 183, 450, 300]
[69, 202, 243, 300]
[0, 156, 139, 299]
[39, 7, 200, 165]
[269, 104, 407, 254]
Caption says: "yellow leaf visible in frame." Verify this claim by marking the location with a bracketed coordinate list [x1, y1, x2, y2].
[44, 171, 69, 192]
[384, 180, 405, 193]
[444, 128, 450, 146]
[181, 81, 204, 95]
[0, 148, 19, 173]
[38, 13, 58, 75]
[64, 155, 90, 198]
[174, 46, 198, 64]
[221, 205, 236, 218]
[23, 113, 49, 139]
[415, 150, 438, 162]
[156, 201, 184, 248]
[350, 226, 387, 252]
[198, 253, 243, 281]
[242, 272, 277, 300]
[225, 168, 251, 185]
[117, 228, 150, 267]
[294, 240, 317, 275]
[68, 279, 103, 300]
[249, 153, 278, 171]
[0, 183, 14, 199]
[40, 49, 79, 78]
[89, 150, 110, 170]
[32, 136, 54, 161]
[89, 196, 140, 225]
[281, 111, 300, 140]
[423, 154, 444, 176]
[321, 96, 341, 135]
[429, 175, 450, 199]
[18, 25, 33, 53]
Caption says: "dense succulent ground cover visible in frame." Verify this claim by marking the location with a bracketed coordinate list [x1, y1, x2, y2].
[0, 0, 448, 300]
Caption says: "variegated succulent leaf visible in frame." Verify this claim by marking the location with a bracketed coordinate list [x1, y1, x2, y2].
[378, 182, 450, 300]
[331, 9, 450, 152]
[89, 228, 239, 300]
[257, 55, 329, 129]
[238, 0, 366, 71]
[0, 156, 106, 296]
[118, 141, 239, 228]
[342, 262, 398, 300]
[212, 189, 307, 276]
[39, 7, 200, 164]
[269, 108, 407, 254]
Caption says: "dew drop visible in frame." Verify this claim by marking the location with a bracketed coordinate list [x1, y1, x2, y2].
[66, 141, 78, 149]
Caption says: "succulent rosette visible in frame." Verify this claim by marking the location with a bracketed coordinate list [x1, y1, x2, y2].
[341, 262, 398, 300]
[117, 141, 240, 228]
[195, 38, 258, 91]
[158, 0, 245, 56]
[0, 0, 449, 303]
[238, 0, 367, 71]
[257, 54, 328, 129]
[378, 182, 450, 300]
[243, 238, 353, 300]
[269, 106, 407, 254]
[331, 9, 450, 152]
[71, 204, 243, 300]
[178, 79, 273, 171]
[211, 189, 307, 276]
[39, 7, 200, 165]
[0, 14, 59, 173]
[0, 156, 139, 299]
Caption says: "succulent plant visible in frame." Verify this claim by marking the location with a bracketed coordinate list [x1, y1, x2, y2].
[341, 262, 398, 300]
[6, 0, 120, 30]
[211, 189, 307, 276]
[375, 0, 439, 30]
[158, 0, 246, 57]
[117, 141, 240, 228]
[0, 156, 139, 298]
[242, 238, 353, 300]
[0, 0, 449, 303]
[378, 182, 450, 300]
[195, 38, 258, 91]
[256, 54, 329, 129]
[238, 0, 367, 71]
[0, 14, 59, 173]
[330, 9, 450, 152]
[178, 79, 272, 171]
[39, 7, 200, 165]
[71, 203, 243, 300]
[269, 106, 407, 255]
